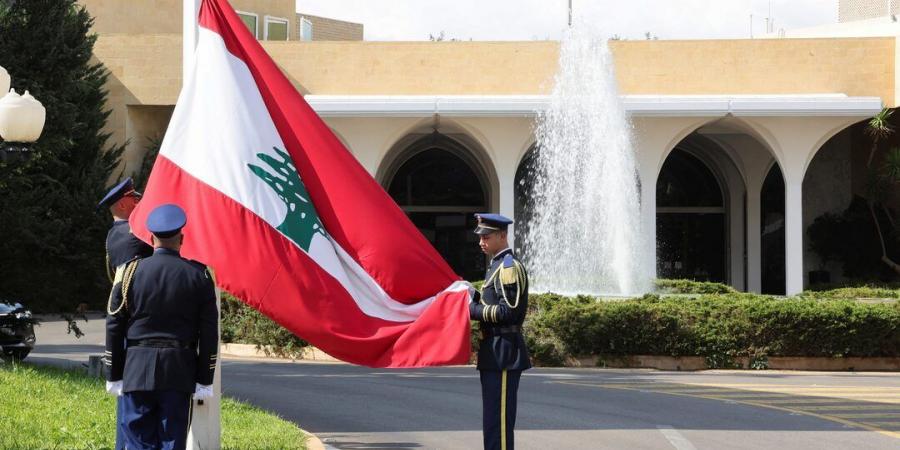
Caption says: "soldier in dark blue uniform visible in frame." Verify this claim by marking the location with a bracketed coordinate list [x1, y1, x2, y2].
[468, 213, 531, 450]
[98, 177, 154, 450]
[105, 204, 218, 450]
[99, 177, 154, 281]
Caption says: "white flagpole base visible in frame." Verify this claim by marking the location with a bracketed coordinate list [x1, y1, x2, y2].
[188, 286, 222, 449]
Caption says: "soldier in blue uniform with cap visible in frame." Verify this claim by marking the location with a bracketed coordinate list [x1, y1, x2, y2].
[104, 204, 218, 450]
[98, 177, 154, 281]
[98, 177, 154, 450]
[469, 213, 531, 450]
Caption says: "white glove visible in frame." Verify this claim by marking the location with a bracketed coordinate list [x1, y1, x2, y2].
[105, 380, 123, 396]
[193, 383, 214, 400]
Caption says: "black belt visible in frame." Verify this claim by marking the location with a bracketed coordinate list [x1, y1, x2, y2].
[127, 338, 196, 350]
[480, 325, 521, 338]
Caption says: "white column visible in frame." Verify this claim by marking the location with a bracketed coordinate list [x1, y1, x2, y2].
[640, 170, 658, 283]
[746, 186, 762, 293]
[726, 170, 746, 291]
[784, 178, 804, 295]
[497, 165, 517, 250]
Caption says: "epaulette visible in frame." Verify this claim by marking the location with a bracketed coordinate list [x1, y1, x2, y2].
[499, 257, 521, 285]
[111, 255, 143, 284]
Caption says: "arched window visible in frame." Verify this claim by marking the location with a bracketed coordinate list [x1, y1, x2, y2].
[388, 149, 486, 208]
[657, 150, 724, 208]
[656, 148, 727, 282]
[386, 139, 489, 280]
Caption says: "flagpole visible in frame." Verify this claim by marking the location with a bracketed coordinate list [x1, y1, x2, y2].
[187, 287, 223, 450]
[183, 2, 221, 449]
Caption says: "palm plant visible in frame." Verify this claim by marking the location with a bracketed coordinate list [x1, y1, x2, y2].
[864, 108, 900, 275]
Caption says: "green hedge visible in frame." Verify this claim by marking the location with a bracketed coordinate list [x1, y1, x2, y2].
[654, 279, 738, 295]
[798, 286, 900, 300]
[221, 293, 309, 359]
[221, 280, 900, 368]
[523, 293, 900, 367]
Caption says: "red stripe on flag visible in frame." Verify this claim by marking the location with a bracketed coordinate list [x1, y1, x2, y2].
[197, 0, 460, 303]
[133, 156, 471, 367]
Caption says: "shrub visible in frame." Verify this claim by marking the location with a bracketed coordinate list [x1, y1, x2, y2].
[800, 286, 900, 300]
[221, 293, 309, 359]
[221, 279, 900, 367]
[654, 279, 737, 295]
[526, 294, 900, 365]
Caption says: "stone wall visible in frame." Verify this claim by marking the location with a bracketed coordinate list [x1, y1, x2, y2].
[77, 0, 296, 37]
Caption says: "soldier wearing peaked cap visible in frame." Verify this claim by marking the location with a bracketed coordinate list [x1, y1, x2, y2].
[468, 213, 531, 450]
[99, 177, 154, 280]
[98, 177, 153, 450]
[105, 204, 218, 450]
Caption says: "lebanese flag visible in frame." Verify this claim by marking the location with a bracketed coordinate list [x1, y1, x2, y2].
[129, 0, 472, 368]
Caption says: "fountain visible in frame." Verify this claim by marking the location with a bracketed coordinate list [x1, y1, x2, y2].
[521, 24, 651, 296]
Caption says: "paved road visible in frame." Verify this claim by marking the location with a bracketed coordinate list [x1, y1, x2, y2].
[26, 316, 900, 450]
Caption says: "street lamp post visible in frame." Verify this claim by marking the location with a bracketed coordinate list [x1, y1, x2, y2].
[0, 65, 46, 163]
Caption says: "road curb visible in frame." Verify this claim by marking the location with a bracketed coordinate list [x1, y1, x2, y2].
[303, 429, 326, 450]
[571, 355, 900, 371]
[221, 343, 339, 362]
[221, 343, 900, 372]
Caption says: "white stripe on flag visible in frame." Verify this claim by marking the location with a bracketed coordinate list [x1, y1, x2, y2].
[159, 28, 466, 322]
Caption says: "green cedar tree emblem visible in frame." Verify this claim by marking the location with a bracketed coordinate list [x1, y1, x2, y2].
[248, 147, 327, 251]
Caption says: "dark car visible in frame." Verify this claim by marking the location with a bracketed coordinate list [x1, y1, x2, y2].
[0, 301, 36, 360]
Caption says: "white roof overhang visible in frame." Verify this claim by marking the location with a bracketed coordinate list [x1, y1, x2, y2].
[304, 94, 883, 118]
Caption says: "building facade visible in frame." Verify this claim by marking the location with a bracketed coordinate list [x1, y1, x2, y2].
[839, 0, 899, 22]
[296, 13, 364, 41]
[80, 0, 896, 294]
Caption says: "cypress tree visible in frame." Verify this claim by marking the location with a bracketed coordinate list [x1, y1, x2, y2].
[0, 0, 123, 312]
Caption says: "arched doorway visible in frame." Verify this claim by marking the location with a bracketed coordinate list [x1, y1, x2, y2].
[383, 134, 490, 280]
[760, 164, 786, 294]
[656, 148, 728, 283]
[802, 116, 900, 287]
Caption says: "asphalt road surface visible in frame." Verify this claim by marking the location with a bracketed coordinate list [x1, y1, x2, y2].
[27, 316, 900, 450]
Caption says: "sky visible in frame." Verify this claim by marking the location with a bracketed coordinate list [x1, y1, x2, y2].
[295, 0, 838, 41]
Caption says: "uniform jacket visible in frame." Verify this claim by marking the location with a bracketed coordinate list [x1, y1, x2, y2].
[469, 248, 532, 371]
[105, 248, 218, 393]
[106, 220, 153, 274]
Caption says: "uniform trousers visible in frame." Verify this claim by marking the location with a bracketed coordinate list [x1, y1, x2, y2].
[120, 390, 192, 450]
[480, 369, 522, 450]
[115, 396, 126, 450]
[115, 340, 128, 450]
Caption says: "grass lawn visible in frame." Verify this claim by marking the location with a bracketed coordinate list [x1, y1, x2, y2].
[0, 362, 307, 450]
